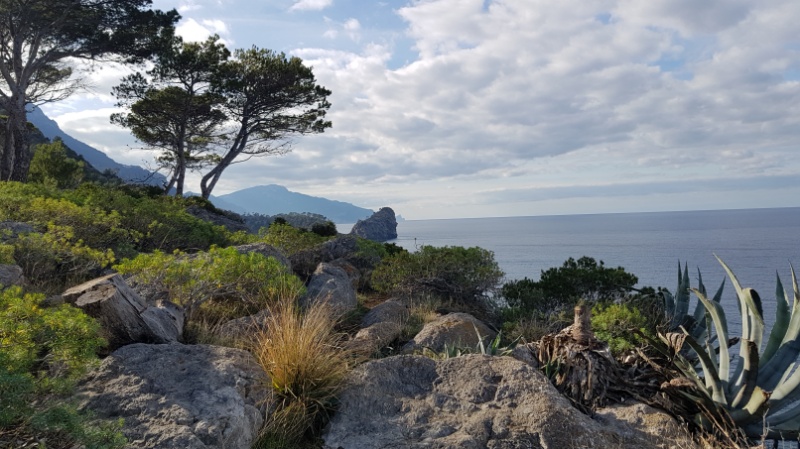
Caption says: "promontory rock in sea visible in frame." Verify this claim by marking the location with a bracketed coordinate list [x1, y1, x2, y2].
[349, 207, 398, 242]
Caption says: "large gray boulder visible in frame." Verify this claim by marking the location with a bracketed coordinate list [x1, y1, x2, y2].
[403, 312, 496, 353]
[349, 207, 398, 242]
[301, 262, 357, 316]
[361, 299, 408, 328]
[323, 354, 696, 449]
[289, 235, 359, 280]
[63, 274, 183, 350]
[77, 343, 273, 449]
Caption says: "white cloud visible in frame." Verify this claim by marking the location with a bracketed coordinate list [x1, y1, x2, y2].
[289, 0, 333, 12]
[175, 18, 233, 45]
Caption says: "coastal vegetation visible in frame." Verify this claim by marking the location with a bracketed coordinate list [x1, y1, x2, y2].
[2, 175, 797, 448]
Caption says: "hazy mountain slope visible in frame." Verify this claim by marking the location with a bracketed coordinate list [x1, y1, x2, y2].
[215, 184, 373, 223]
[28, 107, 165, 185]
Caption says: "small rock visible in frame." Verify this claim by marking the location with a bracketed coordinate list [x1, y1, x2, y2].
[361, 299, 408, 328]
[0, 264, 26, 288]
[403, 312, 496, 353]
[301, 263, 357, 316]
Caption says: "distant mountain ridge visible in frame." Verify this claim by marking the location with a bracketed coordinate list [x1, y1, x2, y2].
[27, 107, 165, 185]
[213, 184, 374, 224]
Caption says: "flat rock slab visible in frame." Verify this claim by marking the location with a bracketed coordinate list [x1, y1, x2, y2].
[403, 312, 496, 353]
[323, 354, 696, 449]
[77, 343, 273, 449]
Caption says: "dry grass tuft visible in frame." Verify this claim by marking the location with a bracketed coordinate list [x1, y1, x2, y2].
[250, 299, 353, 446]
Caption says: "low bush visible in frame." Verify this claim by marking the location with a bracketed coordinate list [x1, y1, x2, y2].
[372, 245, 503, 314]
[0, 243, 13, 264]
[591, 302, 653, 355]
[12, 224, 115, 292]
[0, 286, 124, 448]
[114, 246, 304, 323]
[251, 301, 352, 447]
[257, 222, 332, 256]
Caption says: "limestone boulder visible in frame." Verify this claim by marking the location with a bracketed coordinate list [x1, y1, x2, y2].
[216, 309, 271, 342]
[0, 221, 35, 240]
[289, 235, 359, 280]
[77, 343, 272, 449]
[403, 312, 496, 353]
[345, 321, 403, 356]
[361, 299, 408, 328]
[0, 264, 26, 288]
[63, 274, 183, 350]
[323, 354, 697, 449]
[301, 262, 357, 316]
[349, 207, 398, 242]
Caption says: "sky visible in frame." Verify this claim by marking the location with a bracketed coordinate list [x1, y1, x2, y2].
[39, 0, 800, 220]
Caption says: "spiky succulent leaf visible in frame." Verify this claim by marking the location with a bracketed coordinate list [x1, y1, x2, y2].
[692, 288, 730, 384]
[681, 329, 726, 404]
[761, 274, 790, 364]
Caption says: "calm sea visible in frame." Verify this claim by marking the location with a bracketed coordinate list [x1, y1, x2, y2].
[386, 207, 800, 332]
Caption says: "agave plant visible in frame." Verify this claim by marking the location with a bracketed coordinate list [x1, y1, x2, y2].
[665, 256, 800, 439]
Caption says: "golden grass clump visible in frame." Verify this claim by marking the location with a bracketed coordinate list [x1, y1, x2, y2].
[251, 300, 353, 446]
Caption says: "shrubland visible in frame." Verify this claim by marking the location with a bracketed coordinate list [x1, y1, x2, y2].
[3, 175, 791, 448]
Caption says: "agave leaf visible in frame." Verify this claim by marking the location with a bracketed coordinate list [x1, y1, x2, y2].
[756, 274, 800, 390]
[680, 329, 726, 404]
[692, 288, 730, 384]
[728, 386, 769, 426]
[729, 340, 760, 409]
[691, 268, 709, 338]
[673, 263, 691, 328]
[761, 273, 790, 364]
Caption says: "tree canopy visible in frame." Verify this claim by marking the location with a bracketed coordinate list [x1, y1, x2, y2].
[0, 0, 178, 181]
[111, 36, 229, 196]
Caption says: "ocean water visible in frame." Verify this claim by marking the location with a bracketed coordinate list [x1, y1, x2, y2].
[387, 207, 800, 333]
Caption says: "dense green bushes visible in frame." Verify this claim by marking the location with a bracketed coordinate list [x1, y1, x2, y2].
[257, 222, 333, 256]
[0, 286, 125, 447]
[114, 246, 305, 323]
[373, 245, 503, 308]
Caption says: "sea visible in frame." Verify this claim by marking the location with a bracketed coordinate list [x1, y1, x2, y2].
[380, 207, 800, 334]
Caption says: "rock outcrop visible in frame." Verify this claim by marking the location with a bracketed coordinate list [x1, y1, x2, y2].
[323, 354, 696, 449]
[77, 343, 272, 449]
[403, 312, 496, 353]
[301, 262, 357, 316]
[0, 264, 26, 288]
[62, 274, 184, 350]
[349, 207, 398, 242]
[289, 235, 360, 280]
[0, 221, 34, 240]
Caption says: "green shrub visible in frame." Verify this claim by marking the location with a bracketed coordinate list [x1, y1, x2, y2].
[0, 287, 122, 448]
[114, 246, 304, 322]
[372, 246, 503, 316]
[591, 302, 652, 355]
[0, 243, 13, 264]
[310, 221, 337, 237]
[29, 140, 85, 189]
[536, 256, 638, 304]
[257, 222, 331, 256]
[12, 224, 115, 292]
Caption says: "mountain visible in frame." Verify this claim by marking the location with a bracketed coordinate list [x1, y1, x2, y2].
[213, 184, 374, 224]
[27, 107, 165, 185]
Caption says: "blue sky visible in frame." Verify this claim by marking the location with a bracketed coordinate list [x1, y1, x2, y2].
[40, 0, 800, 219]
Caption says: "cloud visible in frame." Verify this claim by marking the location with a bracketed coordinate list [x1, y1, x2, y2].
[176, 18, 233, 45]
[289, 0, 333, 12]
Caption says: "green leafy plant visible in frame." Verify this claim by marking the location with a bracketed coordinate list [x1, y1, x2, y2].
[0, 287, 124, 448]
[257, 222, 331, 256]
[28, 140, 85, 189]
[664, 256, 800, 440]
[372, 245, 503, 312]
[591, 302, 652, 355]
[114, 246, 304, 322]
